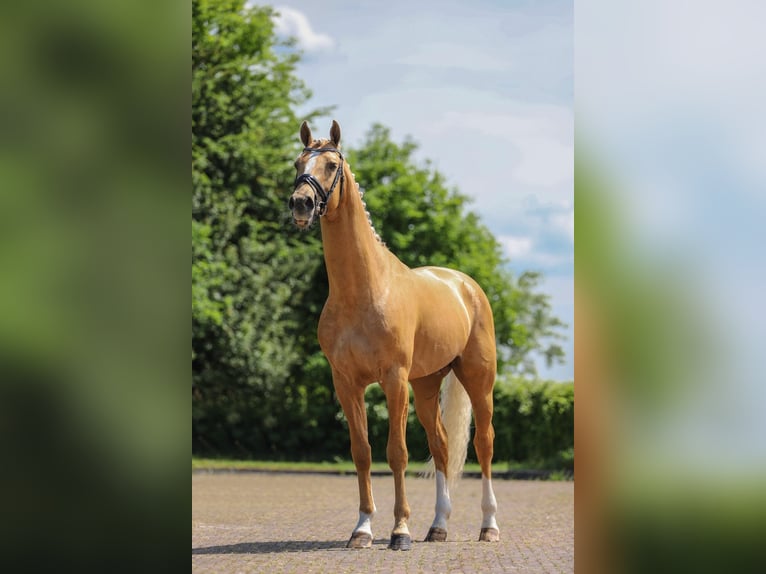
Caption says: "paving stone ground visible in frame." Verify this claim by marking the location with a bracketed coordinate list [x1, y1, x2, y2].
[192, 472, 573, 573]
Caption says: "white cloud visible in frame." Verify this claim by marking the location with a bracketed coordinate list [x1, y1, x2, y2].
[398, 42, 512, 72]
[495, 198, 574, 276]
[272, 6, 335, 52]
[551, 207, 574, 243]
[499, 232, 572, 270]
[513, 138, 573, 188]
[500, 235, 533, 259]
[435, 106, 573, 188]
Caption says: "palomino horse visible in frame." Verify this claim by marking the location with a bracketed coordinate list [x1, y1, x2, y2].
[289, 120, 499, 550]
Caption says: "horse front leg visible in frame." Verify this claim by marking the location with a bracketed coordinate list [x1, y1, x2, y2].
[380, 368, 412, 551]
[334, 373, 376, 549]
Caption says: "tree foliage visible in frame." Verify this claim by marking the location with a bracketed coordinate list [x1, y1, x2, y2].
[192, 0, 328, 455]
[192, 0, 569, 460]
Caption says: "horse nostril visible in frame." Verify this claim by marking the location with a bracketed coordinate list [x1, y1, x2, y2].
[288, 196, 295, 210]
[305, 197, 314, 210]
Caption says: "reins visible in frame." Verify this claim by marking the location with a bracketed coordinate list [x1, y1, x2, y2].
[293, 147, 345, 217]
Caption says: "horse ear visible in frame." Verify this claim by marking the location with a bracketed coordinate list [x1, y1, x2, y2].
[330, 120, 341, 148]
[300, 121, 313, 147]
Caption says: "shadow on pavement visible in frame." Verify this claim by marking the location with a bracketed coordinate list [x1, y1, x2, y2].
[192, 539, 391, 554]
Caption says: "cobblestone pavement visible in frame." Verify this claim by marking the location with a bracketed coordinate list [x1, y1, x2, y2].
[192, 473, 573, 573]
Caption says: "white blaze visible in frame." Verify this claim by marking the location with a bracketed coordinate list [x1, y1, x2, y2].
[303, 152, 319, 175]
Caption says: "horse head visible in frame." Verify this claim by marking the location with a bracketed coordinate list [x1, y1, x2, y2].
[289, 120, 344, 229]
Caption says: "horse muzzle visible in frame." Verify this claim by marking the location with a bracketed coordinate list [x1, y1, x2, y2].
[288, 192, 316, 229]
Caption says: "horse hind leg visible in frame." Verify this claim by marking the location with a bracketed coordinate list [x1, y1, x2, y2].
[412, 371, 451, 542]
[453, 349, 500, 542]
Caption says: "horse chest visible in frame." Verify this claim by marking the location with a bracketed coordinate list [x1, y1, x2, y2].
[318, 306, 405, 377]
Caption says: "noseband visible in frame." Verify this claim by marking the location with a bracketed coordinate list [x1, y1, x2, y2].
[293, 147, 345, 217]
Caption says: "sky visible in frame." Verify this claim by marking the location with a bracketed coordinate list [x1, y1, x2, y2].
[261, 0, 574, 380]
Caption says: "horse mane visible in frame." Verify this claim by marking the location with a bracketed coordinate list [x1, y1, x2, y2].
[357, 182, 385, 247]
[311, 138, 385, 247]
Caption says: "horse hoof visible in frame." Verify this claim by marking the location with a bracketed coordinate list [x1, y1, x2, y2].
[479, 527, 500, 542]
[388, 533, 412, 551]
[346, 531, 372, 549]
[424, 527, 447, 542]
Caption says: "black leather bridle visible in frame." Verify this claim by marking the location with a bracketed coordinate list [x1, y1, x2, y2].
[292, 147, 345, 217]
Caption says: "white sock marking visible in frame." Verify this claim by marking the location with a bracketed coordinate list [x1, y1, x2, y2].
[353, 510, 374, 537]
[481, 476, 499, 530]
[431, 470, 452, 530]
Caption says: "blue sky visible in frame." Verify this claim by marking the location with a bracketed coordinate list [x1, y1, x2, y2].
[261, 0, 573, 380]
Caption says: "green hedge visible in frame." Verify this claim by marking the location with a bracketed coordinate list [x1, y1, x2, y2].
[359, 378, 573, 470]
[194, 377, 574, 470]
[491, 378, 574, 469]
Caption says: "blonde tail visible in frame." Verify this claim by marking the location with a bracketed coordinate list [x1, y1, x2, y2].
[423, 371, 473, 491]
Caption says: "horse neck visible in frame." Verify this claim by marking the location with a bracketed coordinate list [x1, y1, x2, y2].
[319, 164, 391, 304]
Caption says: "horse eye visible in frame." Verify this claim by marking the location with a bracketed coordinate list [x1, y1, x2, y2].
[294, 160, 300, 169]
[326, 162, 337, 170]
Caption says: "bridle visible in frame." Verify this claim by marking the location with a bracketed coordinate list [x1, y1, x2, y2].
[292, 146, 345, 217]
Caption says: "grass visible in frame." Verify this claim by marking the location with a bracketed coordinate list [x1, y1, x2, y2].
[192, 457, 559, 475]
[192, 457, 486, 473]
[192, 457, 386, 473]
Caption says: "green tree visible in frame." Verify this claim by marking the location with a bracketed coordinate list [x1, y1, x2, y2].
[192, 0, 329, 455]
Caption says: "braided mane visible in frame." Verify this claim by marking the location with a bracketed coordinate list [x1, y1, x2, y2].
[312, 138, 384, 246]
